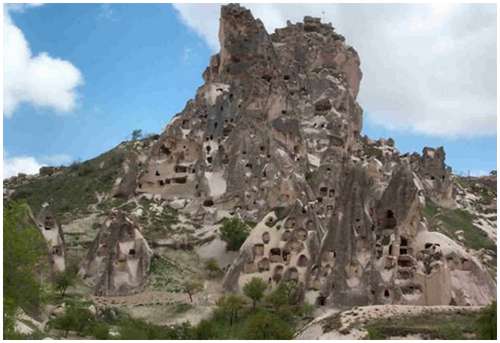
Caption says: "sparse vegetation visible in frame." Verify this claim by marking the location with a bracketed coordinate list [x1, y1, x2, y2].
[181, 279, 204, 303]
[204, 258, 222, 278]
[9, 146, 127, 221]
[424, 199, 496, 251]
[47, 300, 194, 339]
[364, 304, 497, 340]
[53, 261, 79, 298]
[131, 129, 143, 141]
[219, 217, 250, 251]
[137, 197, 180, 239]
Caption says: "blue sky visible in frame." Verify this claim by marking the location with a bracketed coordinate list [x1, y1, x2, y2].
[3, 3, 497, 177]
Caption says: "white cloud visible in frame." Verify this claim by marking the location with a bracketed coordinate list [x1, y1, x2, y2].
[4, 155, 43, 178]
[3, 152, 73, 179]
[173, 3, 496, 138]
[6, 3, 44, 13]
[4, 7, 83, 117]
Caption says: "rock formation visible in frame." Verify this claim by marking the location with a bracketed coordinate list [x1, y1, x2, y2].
[136, 4, 495, 307]
[34, 204, 66, 273]
[2, 4, 494, 312]
[79, 209, 153, 296]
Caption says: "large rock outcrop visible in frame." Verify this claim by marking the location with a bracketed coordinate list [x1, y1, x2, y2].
[133, 4, 494, 307]
[34, 204, 66, 273]
[79, 210, 153, 296]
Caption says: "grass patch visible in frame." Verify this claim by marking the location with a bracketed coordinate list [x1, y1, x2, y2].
[10, 146, 128, 222]
[424, 199, 496, 251]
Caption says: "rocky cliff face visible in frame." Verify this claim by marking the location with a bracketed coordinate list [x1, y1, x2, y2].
[136, 4, 494, 307]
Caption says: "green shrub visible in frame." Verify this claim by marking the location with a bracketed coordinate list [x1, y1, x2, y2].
[366, 326, 385, 339]
[204, 258, 222, 278]
[219, 217, 250, 251]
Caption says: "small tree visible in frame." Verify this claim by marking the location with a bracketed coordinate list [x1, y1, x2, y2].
[204, 258, 222, 279]
[182, 279, 203, 303]
[216, 294, 246, 326]
[131, 129, 143, 141]
[54, 270, 76, 298]
[219, 217, 250, 251]
[490, 170, 497, 176]
[279, 280, 299, 305]
[49, 304, 94, 337]
[243, 277, 267, 310]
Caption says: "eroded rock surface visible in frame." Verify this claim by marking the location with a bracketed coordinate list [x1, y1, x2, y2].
[3, 4, 495, 311]
[135, 4, 494, 307]
[35, 204, 66, 273]
[80, 210, 153, 296]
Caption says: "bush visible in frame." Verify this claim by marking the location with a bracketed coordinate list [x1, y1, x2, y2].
[204, 258, 222, 278]
[219, 217, 250, 251]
